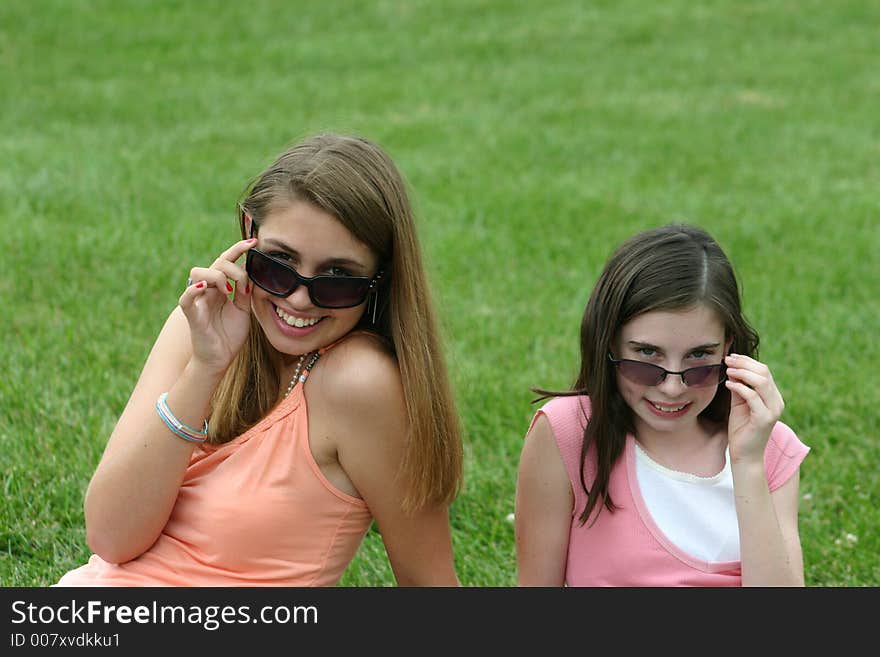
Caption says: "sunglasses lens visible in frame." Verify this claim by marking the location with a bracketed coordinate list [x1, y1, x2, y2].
[682, 364, 724, 387]
[246, 249, 374, 308]
[614, 357, 726, 388]
[311, 277, 371, 308]
[247, 250, 297, 295]
[617, 361, 664, 386]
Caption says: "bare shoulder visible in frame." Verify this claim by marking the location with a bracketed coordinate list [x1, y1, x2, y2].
[309, 332, 405, 422]
[520, 413, 567, 475]
[305, 333, 407, 480]
[523, 413, 559, 456]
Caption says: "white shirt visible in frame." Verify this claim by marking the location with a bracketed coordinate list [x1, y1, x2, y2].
[634, 443, 741, 563]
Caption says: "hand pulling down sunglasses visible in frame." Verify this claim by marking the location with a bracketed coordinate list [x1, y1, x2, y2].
[608, 353, 727, 388]
[246, 248, 382, 309]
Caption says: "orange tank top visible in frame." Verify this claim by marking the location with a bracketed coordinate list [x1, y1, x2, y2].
[56, 345, 373, 586]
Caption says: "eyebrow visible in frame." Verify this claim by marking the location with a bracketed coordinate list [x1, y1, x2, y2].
[262, 238, 370, 273]
[627, 340, 722, 351]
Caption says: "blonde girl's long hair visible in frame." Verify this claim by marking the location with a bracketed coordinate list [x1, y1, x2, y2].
[207, 133, 463, 512]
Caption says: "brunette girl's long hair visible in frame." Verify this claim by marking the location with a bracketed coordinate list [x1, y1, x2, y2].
[534, 224, 759, 526]
[208, 133, 463, 512]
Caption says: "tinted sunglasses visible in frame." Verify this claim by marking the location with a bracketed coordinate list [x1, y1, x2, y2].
[245, 248, 381, 309]
[608, 353, 726, 388]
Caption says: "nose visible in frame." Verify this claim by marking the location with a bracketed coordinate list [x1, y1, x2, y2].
[656, 371, 687, 394]
[287, 283, 313, 308]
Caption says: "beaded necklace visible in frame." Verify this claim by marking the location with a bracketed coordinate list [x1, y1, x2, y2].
[283, 350, 322, 398]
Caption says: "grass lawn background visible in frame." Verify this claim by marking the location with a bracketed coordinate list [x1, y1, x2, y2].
[1, 0, 877, 586]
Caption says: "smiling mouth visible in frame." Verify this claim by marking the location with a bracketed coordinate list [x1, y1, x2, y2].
[648, 401, 690, 414]
[275, 305, 323, 328]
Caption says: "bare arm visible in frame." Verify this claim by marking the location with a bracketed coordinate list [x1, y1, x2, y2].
[725, 354, 805, 586]
[733, 464, 804, 586]
[314, 339, 459, 586]
[514, 414, 573, 586]
[84, 308, 218, 563]
[85, 240, 255, 563]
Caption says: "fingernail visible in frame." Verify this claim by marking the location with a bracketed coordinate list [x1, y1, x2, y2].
[226, 282, 233, 293]
[196, 282, 205, 289]
[245, 283, 250, 294]
[247, 238, 258, 243]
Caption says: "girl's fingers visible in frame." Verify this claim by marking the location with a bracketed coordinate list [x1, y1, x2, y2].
[178, 279, 208, 314]
[725, 353, 758, 366]
[181, 237, 258, 313]
[190, 268, 232, 296]
[180, 270, 230, 323]
[724, 366, 768, 390]
[725, 355, 784, 413]
[725, 379, 768, 417]
[215, 238, 258, 266]
[725, 354, 770, 377]
[725, 376, 784, 421]
[210, 260, 252, 310]
[187, 267, 215, 286]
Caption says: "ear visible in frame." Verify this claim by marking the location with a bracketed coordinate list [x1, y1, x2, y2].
[240, 205, 254, 238]
[608, 334, 621, 360]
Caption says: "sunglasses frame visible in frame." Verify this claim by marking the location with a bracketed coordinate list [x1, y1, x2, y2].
[246, 248, 382, 309]
[608, 353, 727, 388]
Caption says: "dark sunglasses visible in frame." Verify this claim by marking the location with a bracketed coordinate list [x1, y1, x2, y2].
[245, 248, 382, 309]
[608, 353, 726, 388]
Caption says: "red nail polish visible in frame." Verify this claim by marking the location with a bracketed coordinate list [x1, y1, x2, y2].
[196, 282, 205, 289]
[245, 283, 250, 294]
[226, 282, 233, 293]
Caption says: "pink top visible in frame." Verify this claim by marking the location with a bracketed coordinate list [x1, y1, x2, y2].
[530, 395, 809, 587]
[57, 370, 373, 587]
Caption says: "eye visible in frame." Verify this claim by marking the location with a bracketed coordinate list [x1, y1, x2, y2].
[268, 251, 293, 263]
[689, 349, 714, 360]
[326, 266, 354, 277]
[635, 347, 657, 358]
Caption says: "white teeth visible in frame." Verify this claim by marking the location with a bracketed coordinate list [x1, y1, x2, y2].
[275, 306, 320, 327]
[651, 402, 687, 413]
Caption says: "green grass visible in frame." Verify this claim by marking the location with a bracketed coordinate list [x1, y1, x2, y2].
[1, 0, 877, 587]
